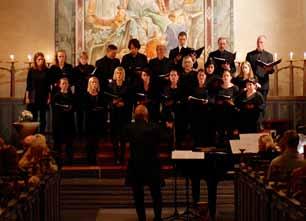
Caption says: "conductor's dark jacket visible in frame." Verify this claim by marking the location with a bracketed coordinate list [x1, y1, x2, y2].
[125, 120, 163, 186]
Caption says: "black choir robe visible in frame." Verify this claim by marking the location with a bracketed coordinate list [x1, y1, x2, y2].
[246, 49, 274, 98]
[236, 91, 265, 133]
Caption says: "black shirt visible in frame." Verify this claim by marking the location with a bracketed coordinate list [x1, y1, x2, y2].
[121, 52, 148, 84]
[49, 63, 74, 92]
[208, 50, 236, 76]
[26, 67, 50, 106]
[148, 57, 171, 78]
[246, 49, 274, 91]
[95, 55, 120, 86]
[73, 63, 95, 97]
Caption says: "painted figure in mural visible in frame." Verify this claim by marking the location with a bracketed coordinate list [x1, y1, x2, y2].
[85, 0, 204, 64]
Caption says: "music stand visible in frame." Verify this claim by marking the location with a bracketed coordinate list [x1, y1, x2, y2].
[163, 111, 185, 221]
[167, 150, 205, 221]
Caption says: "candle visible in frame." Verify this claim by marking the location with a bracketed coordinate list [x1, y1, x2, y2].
[46, 54, 51, 62]
[10, 54, 15, 62]
[274, 53, 278, 61]
[289, 52, 293, 60]
[304, 52, 306, 60]
[27, 54, 32, 62]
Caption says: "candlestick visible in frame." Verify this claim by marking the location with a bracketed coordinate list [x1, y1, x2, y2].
[289, 52, 293, 60]
[10, 54, 15, 62]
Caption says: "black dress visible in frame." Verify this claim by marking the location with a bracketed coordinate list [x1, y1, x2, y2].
[236, 91, 265, 133]
[73, 63, 95, 134]
[48, 63, 74, 95]
[134, 81, 160, 122]
[26, 67, 50, 132]
[161, 84, 184, 148]
[107, 81, 130, 163]
[84, 92, 107, 164]
[214, 85, 240, 147]
[188, 84, 214, 147]
[231, 76, 247, 92]
[52, 91, 75, 164]
[172, 70, 197, 146]
[95, 55, 120, 88]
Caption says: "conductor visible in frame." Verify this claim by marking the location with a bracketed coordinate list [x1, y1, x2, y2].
[125, 105, 163, 221]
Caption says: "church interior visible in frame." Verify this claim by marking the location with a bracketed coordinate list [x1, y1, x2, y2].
[1, 0, 306, 221]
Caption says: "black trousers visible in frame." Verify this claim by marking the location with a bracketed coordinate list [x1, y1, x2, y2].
[191, 176, 218, 220]
[131, 183, 162, 221]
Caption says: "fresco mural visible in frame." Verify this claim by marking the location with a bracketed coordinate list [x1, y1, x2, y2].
[84, 0, 205, 63]
[56, 0, 234, 65]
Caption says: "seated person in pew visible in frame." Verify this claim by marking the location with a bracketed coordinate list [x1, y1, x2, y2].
[290, 165, 306, 199]
[257, 134, 279, 161]
[0, 137, 18, 176]
[19, 134, 58, 187]
[267, 130, 306, 181]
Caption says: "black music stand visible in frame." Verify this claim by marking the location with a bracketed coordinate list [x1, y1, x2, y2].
[165, 150, 205, 221]
[163, 112, 185, 221]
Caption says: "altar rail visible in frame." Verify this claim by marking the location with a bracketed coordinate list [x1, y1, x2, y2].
[235, 168, 306, 221]
[0, 96, 305, 142]
[0, 172, 61, 221]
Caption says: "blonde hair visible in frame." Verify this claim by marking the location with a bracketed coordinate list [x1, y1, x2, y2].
[79, 51, 88, 58]
[258, 134, 276, 152]
[239, 61, 255, 78]
[87, 76, 100, 94]
[112, 66, 126, 81]
[182, 55, 193, 68]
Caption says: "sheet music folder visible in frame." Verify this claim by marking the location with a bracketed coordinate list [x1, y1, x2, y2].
[230, 133, 269, 154]
[171, 150, 205, 159]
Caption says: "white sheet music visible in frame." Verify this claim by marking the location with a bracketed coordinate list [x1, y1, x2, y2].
[171, 150, 205, 159]
[230, 133, 269, 154]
